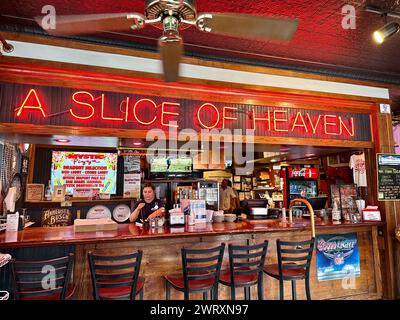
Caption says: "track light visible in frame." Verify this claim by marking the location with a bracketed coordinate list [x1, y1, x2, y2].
[373, 22, 400, 44]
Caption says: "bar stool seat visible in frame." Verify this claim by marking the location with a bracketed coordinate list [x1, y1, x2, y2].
[164, 273, 215, 291]
[263, 238, 315, 300]
[98, 276, 145, 299]
[164, 243, 225, 300]
[264, 263, 306, 280]
[11, 253, 75, 300]
[20, 284, 75, 300]
[219, 268, 258, 286]
[88, 250, 144, 300]
[218, 241, 269, 300]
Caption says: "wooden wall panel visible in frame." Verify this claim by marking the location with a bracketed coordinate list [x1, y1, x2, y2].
[68, 228, 381, 300]
[375, 107, 400, 299]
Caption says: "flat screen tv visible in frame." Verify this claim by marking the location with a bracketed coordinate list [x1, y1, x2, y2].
[51, 151, 118, 195]
[149, 157, 193, 175]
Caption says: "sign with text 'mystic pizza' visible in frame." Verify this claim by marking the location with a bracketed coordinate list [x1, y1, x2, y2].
[0, 82, 372, 141]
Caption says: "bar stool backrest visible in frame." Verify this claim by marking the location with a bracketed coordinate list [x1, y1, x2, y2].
[88, 250, 143, 300]
[181, 243, 225, 297]
[11, 253, 74, 300]
[228, 240, 269, 286]
[276, 238, 315, 278]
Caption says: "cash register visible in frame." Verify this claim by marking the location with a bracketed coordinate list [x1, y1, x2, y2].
[241, 199, 281, 220]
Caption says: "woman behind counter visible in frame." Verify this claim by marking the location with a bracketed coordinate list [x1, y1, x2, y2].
[129, 182, 165, 223]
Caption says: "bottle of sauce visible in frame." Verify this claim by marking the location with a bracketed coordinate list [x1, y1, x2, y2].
[44, 180, 52, 201]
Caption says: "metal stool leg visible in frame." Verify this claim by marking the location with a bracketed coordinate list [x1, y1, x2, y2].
[291, 280, 297, 300]
[213, 286, 219, 300]
[305, 276, 311, 300]
[279, 279, 284, 300]
[230, 286, 236, 300]
[258, 276, 264, 300]
[166, 281, 171, 300]
[139, 288, 144, 300]
[184, 290, 189, 300]
[244, 286, 251, 300]
[203, 291, 208, 300]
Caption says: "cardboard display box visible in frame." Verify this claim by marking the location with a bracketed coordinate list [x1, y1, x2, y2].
[74, 218, 118, 232]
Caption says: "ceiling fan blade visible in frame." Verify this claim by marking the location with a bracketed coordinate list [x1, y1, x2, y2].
[34, 12, 146, 35]
[196, 13, 298, 41]
[158, 35, 183, 82]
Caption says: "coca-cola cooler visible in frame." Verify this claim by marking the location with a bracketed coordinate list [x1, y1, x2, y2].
[286, 166, 319, 207]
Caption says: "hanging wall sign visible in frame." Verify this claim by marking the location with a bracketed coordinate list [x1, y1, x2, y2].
[41, 208, 72, 227]
[316, 233, 360, 281]
[377, 153, 400, 201]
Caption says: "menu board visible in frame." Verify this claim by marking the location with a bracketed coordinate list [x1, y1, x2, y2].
[41, 208, 72, 227]
[51, 151, 118, 194]
[377, 154, 400, 201]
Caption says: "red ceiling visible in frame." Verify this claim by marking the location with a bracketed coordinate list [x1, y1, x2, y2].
[1, 0, 400, 84]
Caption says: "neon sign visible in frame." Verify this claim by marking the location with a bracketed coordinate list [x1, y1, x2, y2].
[12, 87, 362, 140]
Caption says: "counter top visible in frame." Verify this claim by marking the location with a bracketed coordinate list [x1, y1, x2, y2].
[0, 219, 384, 248]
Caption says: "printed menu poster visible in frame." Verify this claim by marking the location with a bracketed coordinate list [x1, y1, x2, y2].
[51, 151, 118, 194]
[124, 155, 141, 173]
[123, 173, 141, 198]
[316, 233, 360, 281]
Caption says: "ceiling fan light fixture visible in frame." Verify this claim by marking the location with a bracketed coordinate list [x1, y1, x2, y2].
[163, 15, 179, 32]
[373, 22, 400, 44]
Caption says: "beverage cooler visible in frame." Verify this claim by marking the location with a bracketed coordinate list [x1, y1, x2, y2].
[197, 180, 219, 211]
[286, 167, 319, 206]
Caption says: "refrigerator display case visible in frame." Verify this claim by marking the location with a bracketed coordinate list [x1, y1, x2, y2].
[286, 167, 319, 206]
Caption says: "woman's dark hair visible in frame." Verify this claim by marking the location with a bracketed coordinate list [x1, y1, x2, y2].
[143, 182, 155, 191]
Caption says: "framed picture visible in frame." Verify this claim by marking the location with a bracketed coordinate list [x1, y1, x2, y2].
[233, 182, 241, 190]
[25, 184, 44, 202]
[330, 184, 358, 221]
[234, 176, 241, 183]
[52, 185, 66, 202]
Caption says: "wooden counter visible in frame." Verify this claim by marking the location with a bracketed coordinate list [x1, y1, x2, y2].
[0, 219, 384, 300]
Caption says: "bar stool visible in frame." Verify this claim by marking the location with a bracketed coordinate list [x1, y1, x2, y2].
[263, 238, 314, 300]
[88, 250, 144, 300]
[218, 240, 268, 300]
[164, 243, 225, 300]
[10, 253, 75, 300]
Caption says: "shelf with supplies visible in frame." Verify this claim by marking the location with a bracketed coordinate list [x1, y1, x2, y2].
[24, 197, 135, 206]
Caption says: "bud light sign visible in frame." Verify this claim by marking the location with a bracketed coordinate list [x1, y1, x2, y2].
[316, 233, 360, 281]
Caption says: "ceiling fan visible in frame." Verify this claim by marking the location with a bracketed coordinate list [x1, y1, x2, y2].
[35, 0, 298, 82]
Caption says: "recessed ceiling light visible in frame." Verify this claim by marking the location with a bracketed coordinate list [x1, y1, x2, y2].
[305, 153, 316, 157]
[270, 159, 278, 163]
[133, 142, 143, 146]
[54, 139, 70, 143]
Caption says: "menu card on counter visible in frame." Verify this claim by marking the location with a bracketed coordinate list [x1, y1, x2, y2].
[6, 212, 19, 231]
[377, 154, 400, 201]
